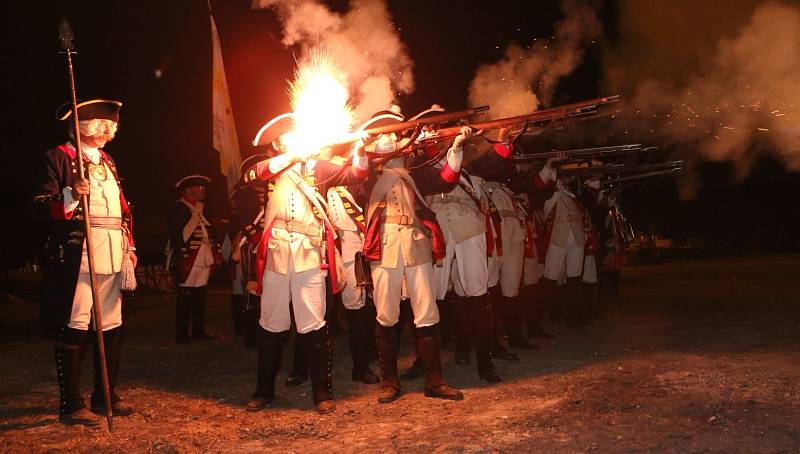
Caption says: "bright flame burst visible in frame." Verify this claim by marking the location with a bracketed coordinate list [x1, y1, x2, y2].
[281, 50, 354, 157]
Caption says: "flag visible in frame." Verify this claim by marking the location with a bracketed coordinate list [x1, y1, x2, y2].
[210, 14, 242, 195]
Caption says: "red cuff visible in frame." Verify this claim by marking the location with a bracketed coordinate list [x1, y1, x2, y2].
[256, 161, 272, 181]
[493, 143, 513, 159]
[532, 172, 552, 190]
[352, 165, 369, 180]
[439, 163, 459, 184]
[424, 144, 439, 158]
[50, 200, 74, 220]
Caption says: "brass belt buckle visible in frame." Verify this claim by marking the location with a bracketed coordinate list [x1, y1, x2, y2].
[399, 215, 410, 225]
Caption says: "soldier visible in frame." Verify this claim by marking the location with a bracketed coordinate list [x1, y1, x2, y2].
[229, 154, 271, 347]
[168, 175, 222, 343]
[538, 171, 594, 329]
[33, 99, 136, 426]
[244, 113, 369, 414]
[326, 180, 380, 384]
[515, 191, 555, 339]
[421, 106, 506, 383]
[361, 108, 469, 403]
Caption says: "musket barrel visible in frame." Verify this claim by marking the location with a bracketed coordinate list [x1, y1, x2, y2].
[361, 105, 489, 136]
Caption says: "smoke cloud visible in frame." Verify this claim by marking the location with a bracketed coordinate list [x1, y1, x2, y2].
[252, 0, 413, 123]
[467, 0, 602, 118]
[609, 1, 800, 197]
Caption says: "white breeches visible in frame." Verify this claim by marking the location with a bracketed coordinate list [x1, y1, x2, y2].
[371, 254, 438, 328]
[544, 229, 585, 282]
[488, 241, 524, 298]
[434, 232, 488, 299]
[259, 259, 326, 334]
[523, 256, 545, 286]
[341, 260, 366, 310]
[582, 254, 598, 284]
[68, 258, 122, 331]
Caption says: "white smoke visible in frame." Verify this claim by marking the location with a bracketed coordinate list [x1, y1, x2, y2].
[252, 0, 414, 123]
[467, 0, 602, 118]
[617, 1, 800, 197]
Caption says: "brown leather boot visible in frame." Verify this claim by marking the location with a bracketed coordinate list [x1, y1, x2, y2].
[416, 325, 463, 401]
[56, 328, 102, 427]
[375, 324, 401, 403]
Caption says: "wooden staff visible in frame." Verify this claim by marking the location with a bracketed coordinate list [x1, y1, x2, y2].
[58, 18, 114, 430]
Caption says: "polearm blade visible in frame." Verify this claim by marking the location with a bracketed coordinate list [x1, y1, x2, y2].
[59, 18, 114, 430]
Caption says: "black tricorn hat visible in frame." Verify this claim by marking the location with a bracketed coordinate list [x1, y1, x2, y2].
[56, 99, 122, 122]
[358, 105, 404, 132]
[239, 153, 270, 175]
[175, 174, 212, 192]
[252, 112, 295, 147]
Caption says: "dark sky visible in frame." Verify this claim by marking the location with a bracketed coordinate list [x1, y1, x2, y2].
[3, 0, 799, 266]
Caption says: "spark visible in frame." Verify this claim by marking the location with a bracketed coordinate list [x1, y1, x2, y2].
[283, 49, 353, 157]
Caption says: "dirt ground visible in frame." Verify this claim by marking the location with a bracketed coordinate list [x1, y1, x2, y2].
[1, 255, 799, 453]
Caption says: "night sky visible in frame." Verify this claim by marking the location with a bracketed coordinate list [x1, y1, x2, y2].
[3, 0, 799, 268]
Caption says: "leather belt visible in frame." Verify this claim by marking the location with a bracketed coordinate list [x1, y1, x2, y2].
[383, 214, 413, 225]
[433, 194, 473, 206]
[90, 216, 122, 230]
[272, 219, 321, 237]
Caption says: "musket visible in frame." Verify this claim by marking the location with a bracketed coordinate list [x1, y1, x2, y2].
[557, 163, 627, 177]
[512, 143, 652, 163]
[360, 105, 490, 136]
[416, 95, 620, 146]
[59, 19, 114, 430]
[604, 167, 684, 187]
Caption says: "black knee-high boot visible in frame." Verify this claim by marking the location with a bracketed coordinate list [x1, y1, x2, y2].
[506, 294, 540, 350]
[176, 288, 192, 342]
[286, 331, 309, 386]
[307, 325, 335, 413]
[437, 297, 453, 348]
[488, 286, 518, 361]
[243, 293, 260, 348]
[566, 277, 586, 329]
[90, 327, 134, 415]
[452, 295, 472, 365]
[470, 294, 501, 383]
[416, 325, 463, 400]
[526, 283, 555, 338]
[55, 327, 100, 426]
[191, 286, 214, 340]
[345, 307, 379, 384]
[231, 294, 244, 335]
[247, 328, 286, 411]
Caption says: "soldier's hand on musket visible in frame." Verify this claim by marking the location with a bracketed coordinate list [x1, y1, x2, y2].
[544, 151, 567, 170]
[245, 281, 258, 292]
[497, 127, 512, 144]
[452, 126, 474, 149]
[353, 138, 366, 157]
[70, 178, 90, 199]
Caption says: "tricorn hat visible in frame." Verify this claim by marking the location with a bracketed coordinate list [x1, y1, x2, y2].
[252, 112, 295, 147]
[175, 174, 212, 192]
[358, 105, 404, 132]
[408, 104, 445, 122]
[56, 99, 122, 122]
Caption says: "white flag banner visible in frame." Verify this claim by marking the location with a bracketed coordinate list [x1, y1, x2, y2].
[210, 14, 242, 195]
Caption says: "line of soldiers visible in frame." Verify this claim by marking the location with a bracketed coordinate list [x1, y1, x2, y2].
[34, 99, 630, 426]
[219, 106, 630, 413]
